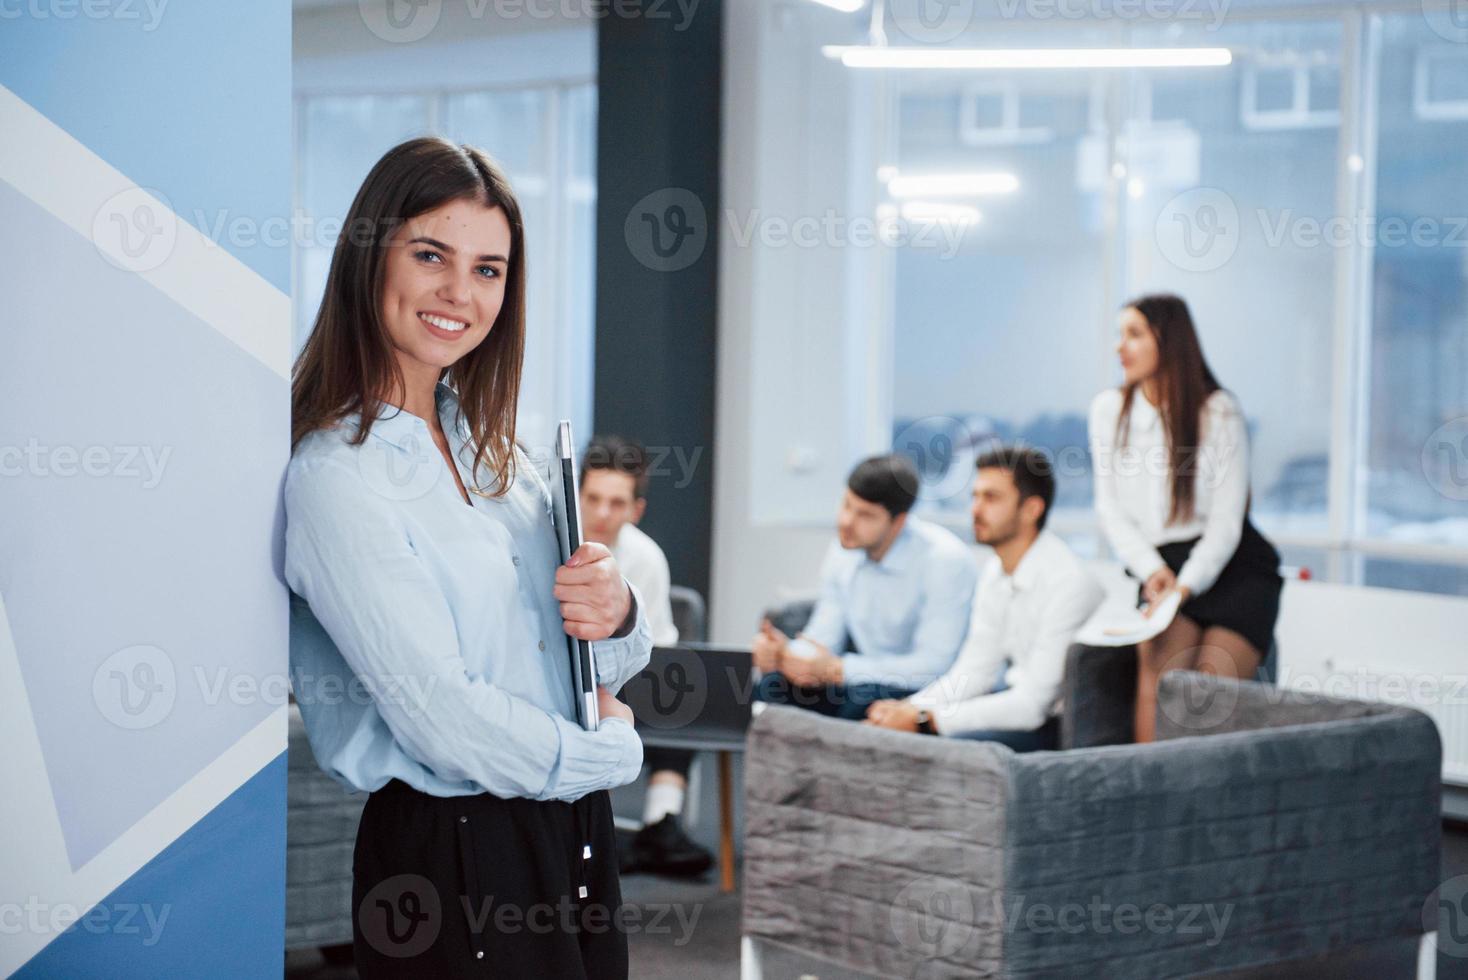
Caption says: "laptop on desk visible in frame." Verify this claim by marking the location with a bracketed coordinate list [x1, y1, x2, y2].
[620, 644, 755, 752]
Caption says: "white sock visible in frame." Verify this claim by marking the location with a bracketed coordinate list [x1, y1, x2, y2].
[643, 781, 685, 825]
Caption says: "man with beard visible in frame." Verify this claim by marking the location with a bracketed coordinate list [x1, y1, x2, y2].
[865, 446, 1104, 751]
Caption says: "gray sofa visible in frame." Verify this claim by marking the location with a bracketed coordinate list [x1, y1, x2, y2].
[284, 702, 366, 953]
[741, 671, 1443, 979]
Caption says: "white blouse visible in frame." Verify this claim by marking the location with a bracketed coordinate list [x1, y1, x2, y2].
[1087, 387, 1251, 596]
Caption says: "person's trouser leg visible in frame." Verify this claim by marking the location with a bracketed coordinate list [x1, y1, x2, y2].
[950, 717, 1059, 752]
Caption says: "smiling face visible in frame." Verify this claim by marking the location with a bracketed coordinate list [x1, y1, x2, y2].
[1116, 305, 1160, 387]
[378, 199, 513, 390]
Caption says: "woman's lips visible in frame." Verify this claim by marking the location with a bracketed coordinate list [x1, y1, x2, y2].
[419, 311, 470, 340]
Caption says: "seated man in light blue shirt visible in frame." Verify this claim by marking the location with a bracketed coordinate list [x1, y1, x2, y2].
[752, 454, 979, 720]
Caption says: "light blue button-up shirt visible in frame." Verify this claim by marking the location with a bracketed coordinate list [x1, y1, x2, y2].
[792, 517, 979, 690]
[286, 382, 650, 803]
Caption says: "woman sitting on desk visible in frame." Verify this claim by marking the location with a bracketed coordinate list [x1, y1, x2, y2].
[287, 137, 650, 978]
[1088, 294, 1283, 743]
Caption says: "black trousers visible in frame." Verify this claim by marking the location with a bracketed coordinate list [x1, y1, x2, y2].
[352, 779, 628, 979]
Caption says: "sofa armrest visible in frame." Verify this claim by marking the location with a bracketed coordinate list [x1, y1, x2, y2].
[1060, 643, 1138, 749]
[742, 706, 1013, 976]
[1003, 688, 1442, 977]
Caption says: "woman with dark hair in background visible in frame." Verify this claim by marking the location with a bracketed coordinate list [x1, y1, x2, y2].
[286, 137, 649, 977]
[1088, 294, 1283, 743]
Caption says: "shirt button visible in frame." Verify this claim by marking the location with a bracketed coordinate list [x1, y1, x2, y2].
[459, 816, 467, 824]
[476, 951, 484, 960]
[512, 555, 521, 566]
[539, 640, 547, 651]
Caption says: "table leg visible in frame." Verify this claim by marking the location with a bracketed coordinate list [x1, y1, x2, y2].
[718, 750, 735, 893]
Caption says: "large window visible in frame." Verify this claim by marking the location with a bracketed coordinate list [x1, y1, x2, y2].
[871, 11, 1466, 595]
[294, 83, 598, 452]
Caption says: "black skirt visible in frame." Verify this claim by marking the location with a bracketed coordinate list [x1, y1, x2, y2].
[1138, 517, 1283, 656]
[351, 779, 628, 979]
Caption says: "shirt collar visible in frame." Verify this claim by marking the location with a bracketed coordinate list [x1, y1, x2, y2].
[1005, 530, 1054, 592]
[363, 381, 462, 452]
[871, 520, 916, 572]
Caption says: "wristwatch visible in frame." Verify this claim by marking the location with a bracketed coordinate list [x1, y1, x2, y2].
[915, 708, 937, 736]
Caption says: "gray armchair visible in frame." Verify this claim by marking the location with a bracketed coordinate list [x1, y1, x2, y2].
[284, 703, 366, 954]
[741, 672, 1443, 979]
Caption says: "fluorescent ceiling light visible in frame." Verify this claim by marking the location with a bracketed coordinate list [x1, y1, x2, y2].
[886, 172, 1019, 197]
[806, 0, 864, 11]
[899, 202, 982, 224]
[822, 46, 1233, 70]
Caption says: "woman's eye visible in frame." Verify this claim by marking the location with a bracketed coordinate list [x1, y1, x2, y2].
[477, 265, 499, 279]
[414, 249, 443, 264]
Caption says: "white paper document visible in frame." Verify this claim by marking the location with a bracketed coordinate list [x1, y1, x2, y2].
[1075, 588, 1183, 647]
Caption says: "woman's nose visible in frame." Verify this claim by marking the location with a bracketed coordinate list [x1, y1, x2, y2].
[438, 269, 472, 305]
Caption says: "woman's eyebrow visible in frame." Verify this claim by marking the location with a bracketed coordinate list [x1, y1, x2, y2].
[409, 236, 507, 263]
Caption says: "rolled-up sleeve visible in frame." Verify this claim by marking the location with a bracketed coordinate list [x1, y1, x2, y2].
[285, 458, 642, 803]
[593, 581, 653, 695]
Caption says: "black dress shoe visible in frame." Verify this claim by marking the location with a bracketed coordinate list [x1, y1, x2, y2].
[631, 815, 714, 878]
[616, 827, 641, 875]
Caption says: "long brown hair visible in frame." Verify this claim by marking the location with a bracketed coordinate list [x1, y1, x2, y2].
[291, 137, 527, 495]
[1116, 293, 1222, 525]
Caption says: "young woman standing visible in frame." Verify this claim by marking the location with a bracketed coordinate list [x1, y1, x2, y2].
[286, 137, 649, 977]
[1089, 294, 1282, 743]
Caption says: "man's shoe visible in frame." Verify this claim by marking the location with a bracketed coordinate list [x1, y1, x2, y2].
[630, 814, 714, 878]
[616, 827, 641, 875]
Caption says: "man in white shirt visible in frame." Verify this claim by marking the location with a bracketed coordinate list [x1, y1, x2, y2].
[866, 446, 1105, 751]
[580, 436, 711, 877]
